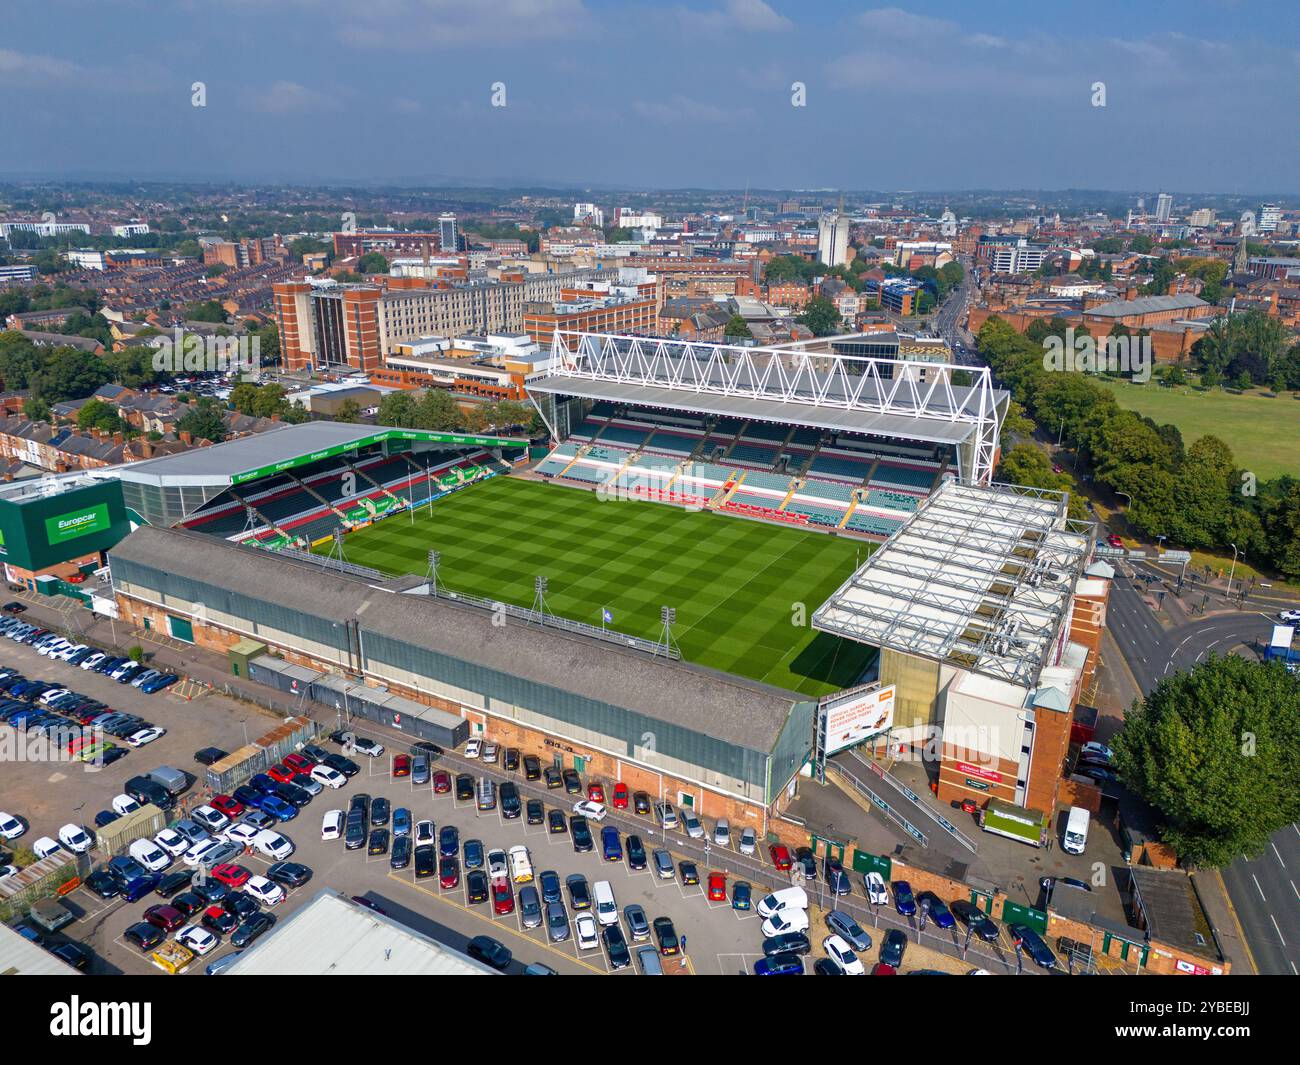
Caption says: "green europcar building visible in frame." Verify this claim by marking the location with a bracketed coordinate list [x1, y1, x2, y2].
[0, 476, 132, 585]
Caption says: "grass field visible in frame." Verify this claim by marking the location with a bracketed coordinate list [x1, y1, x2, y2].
[1097, 379, 1300, 480]
[320, 476, 876, 696]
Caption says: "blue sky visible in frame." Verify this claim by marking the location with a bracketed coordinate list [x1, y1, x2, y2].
[1, 0, 1296, 192]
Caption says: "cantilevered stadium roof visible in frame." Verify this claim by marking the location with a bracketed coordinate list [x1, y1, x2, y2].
[110, 422, 527, 489]
[811, 479, 1095, 688]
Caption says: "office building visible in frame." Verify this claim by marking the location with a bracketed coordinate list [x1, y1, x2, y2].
[817, 211, 850, 268]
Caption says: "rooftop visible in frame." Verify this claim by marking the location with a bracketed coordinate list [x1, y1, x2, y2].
[1084, 293, 1208, 317]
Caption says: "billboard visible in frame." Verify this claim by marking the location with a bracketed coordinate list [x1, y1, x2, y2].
[820, 683, 896, 755]
[0, 480, 129, 572]
[44, 503, 112, 546]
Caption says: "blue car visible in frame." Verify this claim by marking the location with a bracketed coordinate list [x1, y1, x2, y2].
[600, 825, 623, 863]
[463, 839, 484, 869]
[141, 674, 178, 694]
[893, 880, 917, 917]
[917, 892, 955, 929]
[732, 881, 753, 911]
[93, 810, 119, 828]
[107, 855, 148, 882]
[539, 869, 562, 904]
[1009, 924, 1058, 969]
[248, 773, 278, 794]
[232, 785, 263, 808]
[122, 874, 162, 902]
[252, 793, 297, 821]
[392, 808, 412, 837]
[439, 825, 459, 859]
[754, 952, 804, 975]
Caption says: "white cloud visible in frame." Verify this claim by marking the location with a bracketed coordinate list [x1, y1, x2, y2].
[0, 48, 84, 84]
[251, 80, 336, 114]
[632, 94, 752, 124]
[679, 0, 792, 33]
[334, 0, 592, 49]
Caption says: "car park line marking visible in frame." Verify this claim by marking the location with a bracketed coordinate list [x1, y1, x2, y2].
[386, 871, 608, 974]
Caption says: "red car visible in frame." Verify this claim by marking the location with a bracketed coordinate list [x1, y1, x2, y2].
[871, 962, 897, 975]
[283, 752, 315, 774]
[769, 844, 793, 871]
[439, 857, 460, 889]
[1107, 533, 1123, 548]
[143, 904, 185, 932]
[393, 754, 411, 778]
[211, 863, 252, 888]
[267, 763, 297, 784]
[432, 770, 451, 794]
[707, 871, 727, 901]
[587, 782, 605, 804]
[611, 783, 629, 810]
[491, 876, 515, 916]
[210, 794, 244, 818]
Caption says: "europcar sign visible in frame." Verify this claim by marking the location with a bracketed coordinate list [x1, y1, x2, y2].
[45, 503, 112, 546]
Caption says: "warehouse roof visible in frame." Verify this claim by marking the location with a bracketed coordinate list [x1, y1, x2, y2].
[1084, 293, 1208, 317]
[109, 525, 800, 752]
[222, 890, 497, 975]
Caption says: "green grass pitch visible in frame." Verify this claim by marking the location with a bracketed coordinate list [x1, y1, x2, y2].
[320, 475, 876, 697]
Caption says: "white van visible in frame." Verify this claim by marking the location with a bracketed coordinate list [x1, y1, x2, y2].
[593, 880, 618, 926]
[1063, 806, 1090, 855]
[757, 885, 808, 918]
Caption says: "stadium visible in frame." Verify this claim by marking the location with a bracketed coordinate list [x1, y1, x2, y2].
[18, 330, 1116, 832]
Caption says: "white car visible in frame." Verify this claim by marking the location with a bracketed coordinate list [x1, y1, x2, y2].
[823, 934, 865, 975]
[245, 875, 285, 907]
[182, 838, 225, 868]
[739, 827, 757, 857]
[32, 836, 61, 860]
[508, 844, 533, 883]
[176, 925, 219, 956]
[463, 738, 482, 759]
[321, 809, 344, 841]
[574, 912, 599, 950]
[864, 872, 889, 906]
[0, 865, 18, 882]
[80, 652, 106, 670]
[55, 644, 86, 662]
[487, 848, 509, 880]
[571, 800, 607, 822]
[111, 794, 141, 816]
[310, 764, 346, 789]
[413, 819, 435, 846]
[681, 809, 705, 839]
[192, 805, 231, 833]
[1279, 609, 1300, 624]
[1080, 741, 1113, 763]
[253, 829, 294, 861]
[126, 726, 166, 747]
[223, 822, 260, 849]
[481, 742, 499, 764]
[0, 812, 26, 840]
[38, 687, 70, 704]
[154, 828, 189, 857]
[128, 837, 170, 872]
[57, 824, 92, 854]
[712, 818, 731, 848]
[351, 737, 384, 758]
[761, 906, 810, 938]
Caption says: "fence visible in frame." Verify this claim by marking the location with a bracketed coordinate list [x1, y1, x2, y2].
[827, 760, 929, 847]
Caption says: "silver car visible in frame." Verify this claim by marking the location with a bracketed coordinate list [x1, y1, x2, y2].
[545, 901, 570, 942]
[519, 885, 542, 929]
[739, 827, 757, 856]
[825, 909, 872, 952]
[712, 818, 731, 848]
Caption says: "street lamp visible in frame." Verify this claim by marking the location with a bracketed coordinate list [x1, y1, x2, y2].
[1228, 543, 1240, 596]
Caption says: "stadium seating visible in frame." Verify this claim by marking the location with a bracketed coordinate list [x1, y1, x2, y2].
[797, 479, 857, 504]
[870, 462, 938, 492]
[783, 500, 846, 528]
[740, 421, 790, 443]
[727, 442, 780, 468]
[806, 453, 873, 482]
[739, 470, 794, 493]
[727, 489, 786, 509]
[844, 510, 907, 538]
[865, 488, 921, 512]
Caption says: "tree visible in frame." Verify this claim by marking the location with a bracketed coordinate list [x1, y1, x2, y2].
[357, 252, 389, 275]
[76, 398, 123, 434]
[414, 388, 463, 431]
[797, 296, 841, 337]
[377, 390, 419, 428]
[723, 315, 752, 339]
[1115, 655, 1300, 867]
[334, 397, 362, 423]
[22, 395, 50, 422]
[34, 348, 112, 403]
[176, 397, 227, 442]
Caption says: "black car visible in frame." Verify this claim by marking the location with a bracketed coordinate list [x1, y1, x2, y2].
[301, 743, 331, 762]
[570, 815, 593, 852]
[390, 835, 412, 870]
[951, 900, 1000, 942]
[194, 747, 228, 766]
[547, 809, 567, 834]
[349, 792, 371, 817]
[344, 812, 367, 851]
[813, 957, 841, 976]
[523, 755, 541, 781]
[503, 748, 520, 772]
[123, 921, 165, 951]
[267, 861, 312, 888]
[763, 932, 812, 957]
[467, 934, 512, 972]
[626, 834, 647, 871]
[880, 928, 908, 968]
[50, 940, 93, 971]
[561, 769, 582, 795]
[271, 781, 311, 808]
[653, 916, 679, 956]
[191, 880, 229, 904]
[455, 774, 475, 801]
[602, 924, 631, 970]
[633, 791, 651, 816]
[369, 797, 391, 827]
[223, 891, 259, 920]
[793, 847, 817, 880]
[414, 844, 437, 879]
[566, 874, 591, 910]
[170, 891, 206, 917]
[539, 869, 562, 904]
[322, 753, 359, 777]
[231, 911, 276, 948]
[466, 869, 489, 904]
[499, 782, 521, 820]
[525, 799, 545, 825]
[202, 907, 239, 934]
[679, 860, 699, 886]
[1074, 765, 1117, 784]
[85, 869, 122, 899]
[543, 766, 563, 789]
[1010, 924, 1058, 969]
[367, 828, 390, 856]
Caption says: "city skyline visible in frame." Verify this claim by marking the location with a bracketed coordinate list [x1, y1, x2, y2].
[0, 1, 1296, 192]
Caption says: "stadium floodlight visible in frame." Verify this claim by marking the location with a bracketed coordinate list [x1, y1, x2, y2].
[535, 576, 548, 595]
[656, 605, 680, 658]
[660, 606, 676, 626]
[427, 550, 441, 595]
[530, 575, 551, 623]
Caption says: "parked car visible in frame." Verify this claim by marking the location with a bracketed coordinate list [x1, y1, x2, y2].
[879, 928, 908, 968]
[893, 880, 917, 916]
[826, 909, 872, 951]
[951, 900, 1001, 941]
[1009, 923, 1058, 969]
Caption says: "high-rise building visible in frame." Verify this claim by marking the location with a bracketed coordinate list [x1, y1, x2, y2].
[817, 211, 850, 268]
[438, 213, 459, 253]
[1188, 208, 1215, 228]
[1258, 203, 1281, 233]
[573, 202, 604, 228]
[1154, 193, 1173, 223]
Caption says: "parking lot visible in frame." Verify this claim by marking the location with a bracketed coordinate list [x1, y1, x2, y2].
[2, 619, 1057, 976]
